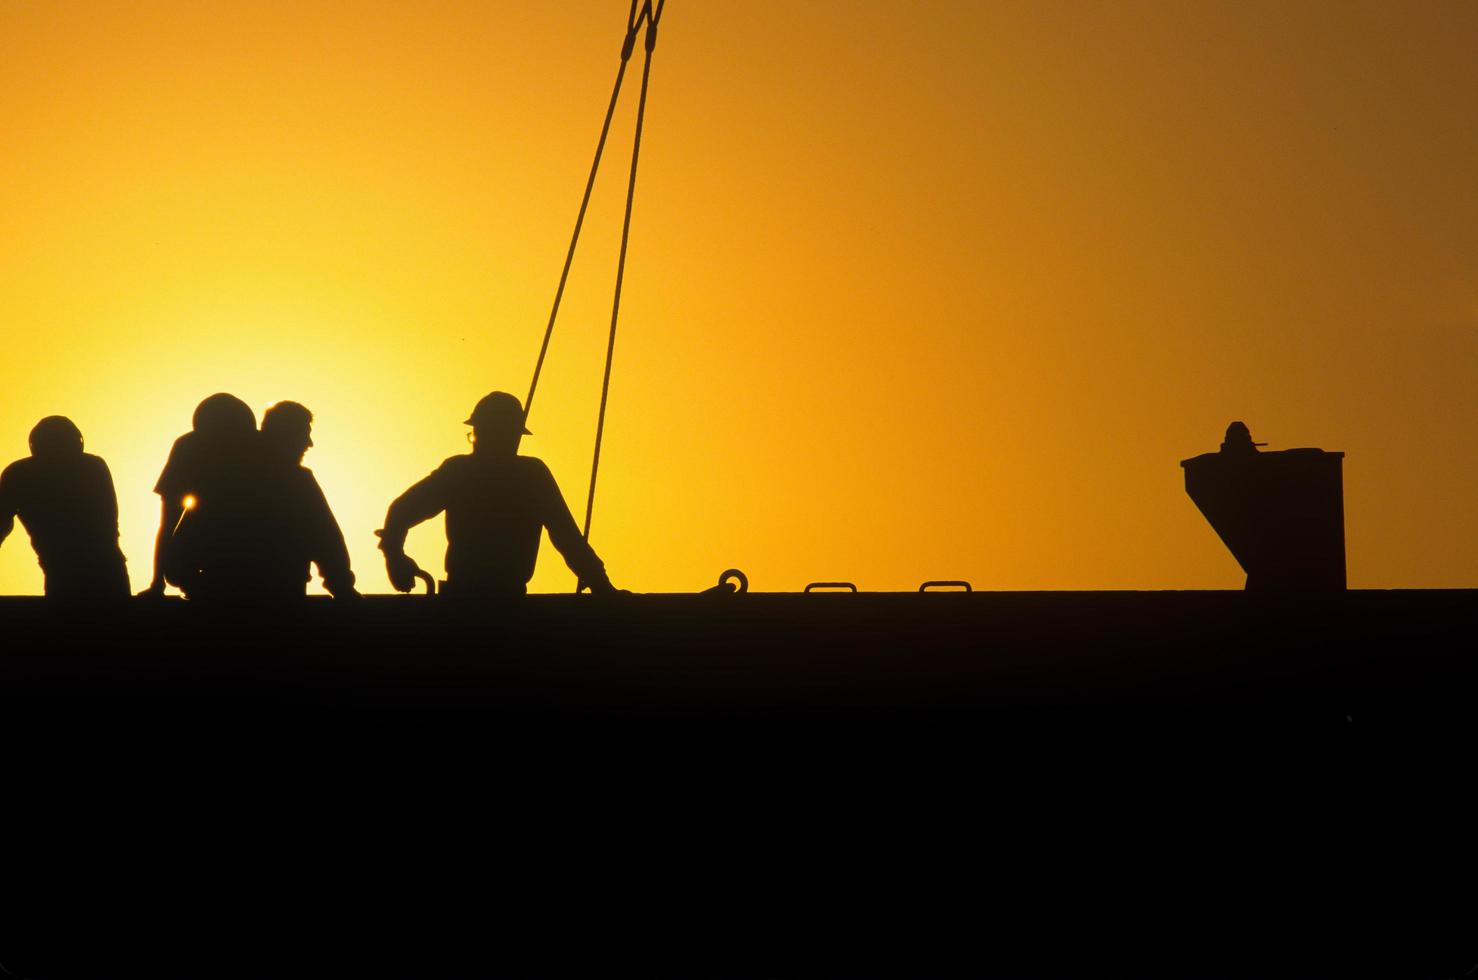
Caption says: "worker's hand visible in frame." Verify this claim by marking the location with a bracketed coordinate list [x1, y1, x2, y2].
[384, 552, 423, 594]
[580, 573, 623, 597]
[328, 584, 363, 602]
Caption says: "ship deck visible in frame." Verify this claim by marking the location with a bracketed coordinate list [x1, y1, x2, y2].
[3, 589, 1474, 977]
[3, 589, 1473, 724]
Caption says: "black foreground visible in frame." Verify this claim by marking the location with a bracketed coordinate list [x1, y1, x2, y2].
[2, 590, 1474, 978]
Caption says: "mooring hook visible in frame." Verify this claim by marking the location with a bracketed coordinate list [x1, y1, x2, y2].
[413, 570, 437, 596]
[804, 582, 858, 593]
[703, 568, 749, 594]
[919, 580, 972, 592]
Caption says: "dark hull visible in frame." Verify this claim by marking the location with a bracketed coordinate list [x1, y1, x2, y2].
[3, 590, 1474, 978]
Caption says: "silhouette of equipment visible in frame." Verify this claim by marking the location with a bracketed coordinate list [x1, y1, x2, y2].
[805, 581, 859, 593]
[1182, 422, 1346, 591]
[701, 568, 749, 594]
[919, 580, 972, 592]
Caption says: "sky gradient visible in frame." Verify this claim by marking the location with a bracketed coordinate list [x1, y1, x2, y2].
[2, 1, 1475, 595]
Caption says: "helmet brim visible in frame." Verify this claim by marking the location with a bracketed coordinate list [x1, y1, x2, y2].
[464, 417, 532, 435]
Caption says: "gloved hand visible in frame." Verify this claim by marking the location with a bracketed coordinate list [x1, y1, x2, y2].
[579, 569, 622, 597]
[384, 552, 424, 594]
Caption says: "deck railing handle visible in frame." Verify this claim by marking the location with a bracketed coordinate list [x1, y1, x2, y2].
[703, 568, 749, 594]
[919, 580, 972, 592]
[804, 582, 858, 593]
[413, 570, 437, 596]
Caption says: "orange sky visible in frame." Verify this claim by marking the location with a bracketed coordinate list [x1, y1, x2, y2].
[2, 1, 1475, 595]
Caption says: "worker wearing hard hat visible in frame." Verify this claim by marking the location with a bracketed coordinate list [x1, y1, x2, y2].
[0, 416, 131, 599]
[376, 391, 618, 597]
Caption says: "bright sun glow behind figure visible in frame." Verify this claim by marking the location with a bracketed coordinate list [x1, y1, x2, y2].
[1, 2, 1476, 595]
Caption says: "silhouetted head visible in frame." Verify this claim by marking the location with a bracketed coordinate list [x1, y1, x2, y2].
[262, 401, 314, 465]
[28, 416, 84, 459]
[192, 393, 257, 444]
[464, 391, 530, 457]
[1220, 421, 1266, 454]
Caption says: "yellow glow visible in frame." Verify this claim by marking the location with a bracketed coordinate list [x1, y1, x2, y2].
[182, 495, 197, 512]
[1, 2, 1475, 595]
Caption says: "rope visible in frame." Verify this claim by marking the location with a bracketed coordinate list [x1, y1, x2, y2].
[522, 0, 643, 425]
[580, 0, 663, 562]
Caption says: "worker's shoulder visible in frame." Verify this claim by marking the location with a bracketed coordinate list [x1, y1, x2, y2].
[435, 452, 476, 475]
[282, 463, 321, 488]
[0, 456, 31, 485]
[437, 453, 550, 477]
[159, 431, 201, 470]
[166, 431, 198, 455]
[511, 454, 558, 485]
[513, 453, 554, 474]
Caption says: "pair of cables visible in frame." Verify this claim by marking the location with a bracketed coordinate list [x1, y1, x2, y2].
[521, 0, 667, 587]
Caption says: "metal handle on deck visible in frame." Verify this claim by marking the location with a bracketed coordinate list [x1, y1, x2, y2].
[413, 570, 437, 596]
[804, 582, 858, 593]
[703, 568, 749, 594]
[919, 580, 972, 592]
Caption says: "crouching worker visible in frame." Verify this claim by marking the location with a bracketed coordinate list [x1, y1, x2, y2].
[0, 416, 130, 599]
[142, 393, 259, 599]
[376, 391, 618, 597]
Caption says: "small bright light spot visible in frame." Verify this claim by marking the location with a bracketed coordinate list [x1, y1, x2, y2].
[182, 494, 197, 511]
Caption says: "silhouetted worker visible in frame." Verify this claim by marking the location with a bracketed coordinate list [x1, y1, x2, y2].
[0, 417, 131, 598]
[254, 401, 358, 599]
[377, 391, 618, 597]
[143, 393, 261, 598]
[1220, 421, 1266, 456]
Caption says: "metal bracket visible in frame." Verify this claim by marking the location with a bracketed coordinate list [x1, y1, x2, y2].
[919, 580, 972, 592]
[703, 568, 749, 594]
[804, 582, 858, 593]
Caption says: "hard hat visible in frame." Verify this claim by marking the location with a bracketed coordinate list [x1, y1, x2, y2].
[464, 391, 532, 434]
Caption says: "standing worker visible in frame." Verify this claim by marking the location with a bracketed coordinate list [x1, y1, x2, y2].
[0, 416, 131, 599]
[376, 391, 618, 597]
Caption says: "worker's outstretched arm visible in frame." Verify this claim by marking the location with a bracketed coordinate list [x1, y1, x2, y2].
[142, 498, 183, 596]
[376, 468, 448, 593]
[305, 473, 358, 599]
[0, 468, 16, 549]
[97, 458, 121, 535]
[536, 463, 616, 595]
